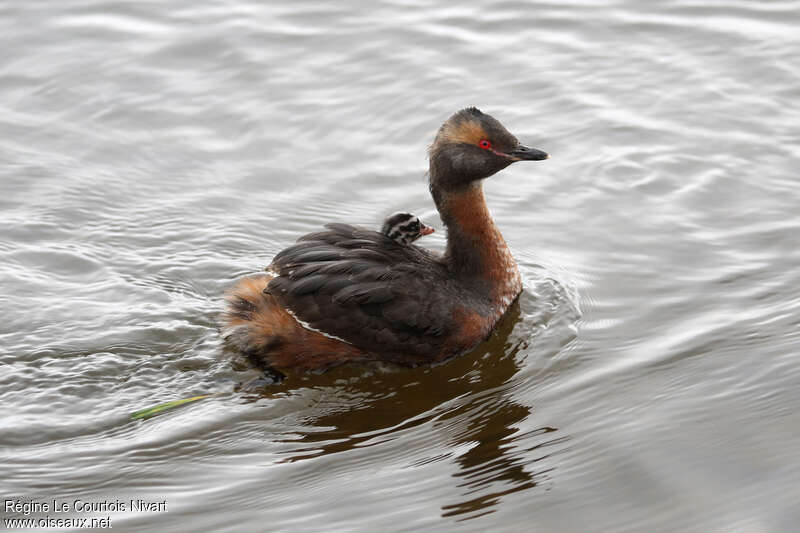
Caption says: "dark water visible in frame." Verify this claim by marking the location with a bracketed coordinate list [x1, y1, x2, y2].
[2, 1, 799, 531]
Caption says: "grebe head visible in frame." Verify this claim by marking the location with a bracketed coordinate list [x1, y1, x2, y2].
[381, 212, 435, 245]
[428, 107, 548, 193]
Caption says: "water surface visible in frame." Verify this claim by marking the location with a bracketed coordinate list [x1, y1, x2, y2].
[2, 1, 799, 531]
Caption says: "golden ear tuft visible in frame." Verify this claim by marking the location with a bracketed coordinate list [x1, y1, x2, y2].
[440, 119, 487, 146]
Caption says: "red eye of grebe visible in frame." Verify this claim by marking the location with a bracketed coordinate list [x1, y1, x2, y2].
[479, 139, 491, 150]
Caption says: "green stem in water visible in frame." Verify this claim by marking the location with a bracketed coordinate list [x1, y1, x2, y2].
[130, 394, 214, 420]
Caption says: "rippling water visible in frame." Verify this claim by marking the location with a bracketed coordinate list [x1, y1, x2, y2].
[2, 0, 799, 531]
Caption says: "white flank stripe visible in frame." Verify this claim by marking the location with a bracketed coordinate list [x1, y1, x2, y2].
[284, 306, 355, 345]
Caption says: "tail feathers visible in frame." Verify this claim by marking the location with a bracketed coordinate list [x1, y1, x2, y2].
[221, 273, 370, 371]
[221, 274, 283, 355]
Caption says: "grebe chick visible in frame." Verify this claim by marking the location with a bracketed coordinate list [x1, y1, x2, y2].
[381, 212, 434, 245]
[223, 107, 548, 371]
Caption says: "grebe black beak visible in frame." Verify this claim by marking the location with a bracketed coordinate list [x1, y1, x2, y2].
[507, 144, 549, 161]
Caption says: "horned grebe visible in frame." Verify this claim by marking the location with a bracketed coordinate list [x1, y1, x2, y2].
[223, 107, 548, 371]
[381, 212, 434, 245]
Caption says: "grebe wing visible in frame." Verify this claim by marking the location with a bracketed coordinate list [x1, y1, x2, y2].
[266, 223, 454, 358]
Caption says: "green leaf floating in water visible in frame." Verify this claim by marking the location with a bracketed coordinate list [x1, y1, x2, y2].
[131, 395, 214, 420]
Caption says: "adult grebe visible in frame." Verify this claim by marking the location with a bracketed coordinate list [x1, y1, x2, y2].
[223, 107, 548, 371]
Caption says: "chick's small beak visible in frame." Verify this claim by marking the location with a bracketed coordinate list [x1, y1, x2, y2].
[420, 223, 435, 236]
[508, 144, 549, 161]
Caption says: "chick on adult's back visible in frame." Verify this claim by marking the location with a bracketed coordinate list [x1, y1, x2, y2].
[222, 107, 548, 372]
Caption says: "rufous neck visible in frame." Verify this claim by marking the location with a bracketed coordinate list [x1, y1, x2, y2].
[435, 183, 514, 280]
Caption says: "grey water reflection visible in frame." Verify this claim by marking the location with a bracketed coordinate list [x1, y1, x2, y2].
[257, 297, 573, 519]
[3, 0, 800, 530]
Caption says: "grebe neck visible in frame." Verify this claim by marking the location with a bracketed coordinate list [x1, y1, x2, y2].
[433, 182, 520, 289]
